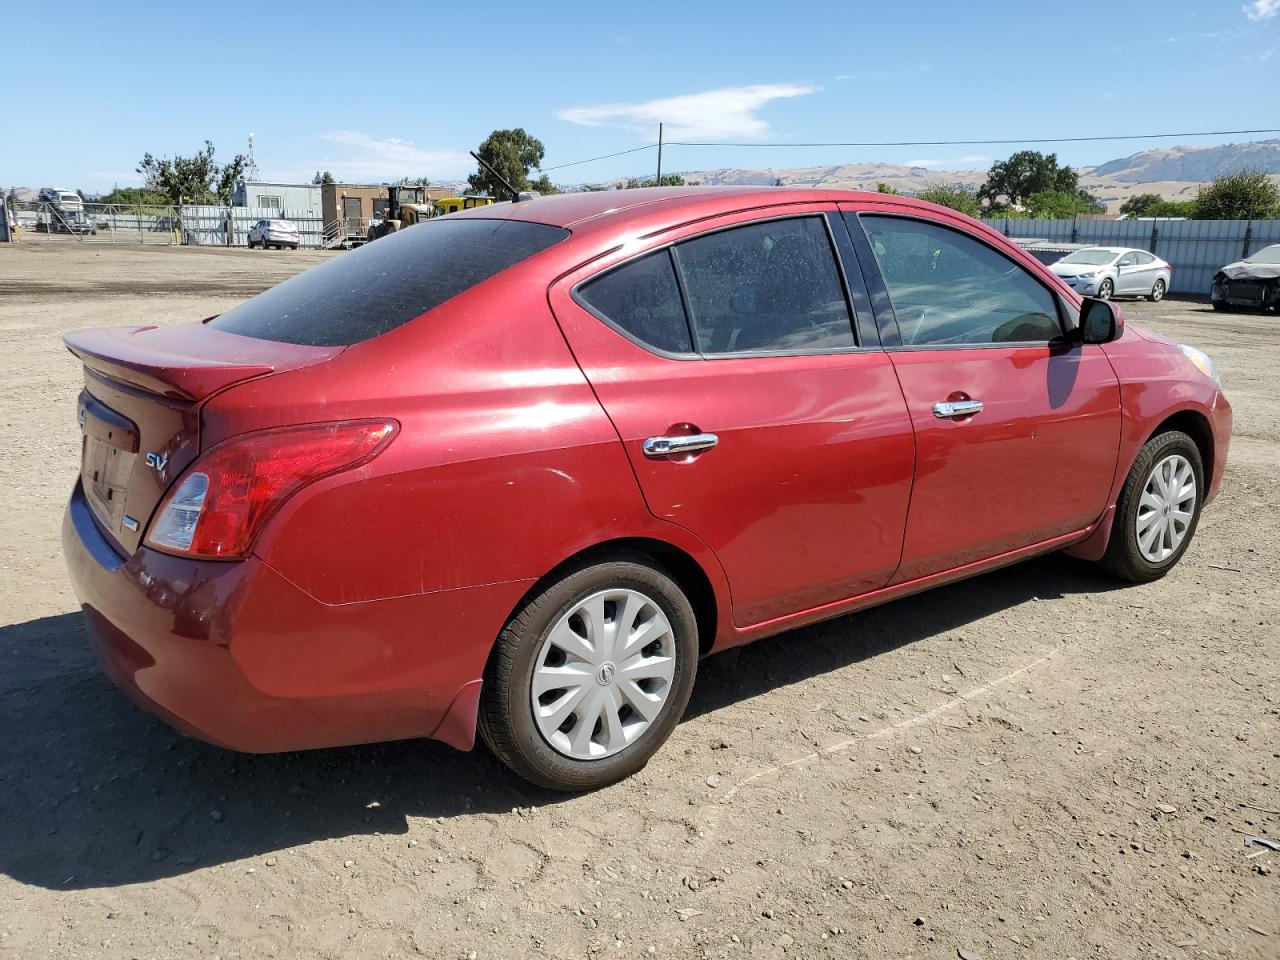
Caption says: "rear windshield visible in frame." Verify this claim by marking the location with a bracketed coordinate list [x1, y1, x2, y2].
[209, 217, 569, 346]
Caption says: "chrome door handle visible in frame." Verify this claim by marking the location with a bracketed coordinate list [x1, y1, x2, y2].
[643, 433, 719, 457]
[933, 399, 984, 419]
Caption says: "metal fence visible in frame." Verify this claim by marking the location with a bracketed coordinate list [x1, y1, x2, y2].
[180, 205, 325, 248]
[12, 201, 182, 244]
[982, 217, 1280, 295]
[9, 201, 327, 248]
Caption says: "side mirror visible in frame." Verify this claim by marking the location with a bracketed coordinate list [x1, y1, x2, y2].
[1076, 297, 1123, 344]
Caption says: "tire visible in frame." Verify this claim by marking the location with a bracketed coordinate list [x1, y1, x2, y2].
[1097, 278, 1114, 300]
[291, 244, 298, 250]
[478, 553, 699, 791]
[247, 237, 255, 249]
[1149, 279, 1166, 302]
[1099, 430, 1204, 583]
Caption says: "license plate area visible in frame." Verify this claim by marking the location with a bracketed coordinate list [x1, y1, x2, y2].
[78, 391, 139, 533]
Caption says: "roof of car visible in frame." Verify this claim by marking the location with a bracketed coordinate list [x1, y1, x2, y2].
[453, 185, 951, 230]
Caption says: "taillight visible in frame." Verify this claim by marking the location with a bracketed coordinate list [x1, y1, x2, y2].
[145, 419, 397, 559]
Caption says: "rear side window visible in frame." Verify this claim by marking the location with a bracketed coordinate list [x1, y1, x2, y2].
[675, 217, 854, 353]
[862, 216, 1061, 345]
[577, 250, 693, 354]
[210, 218, 569, 346]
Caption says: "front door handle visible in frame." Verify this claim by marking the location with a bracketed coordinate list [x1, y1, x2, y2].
[933, 399, 984, 419]
[643, 433, 719, 457]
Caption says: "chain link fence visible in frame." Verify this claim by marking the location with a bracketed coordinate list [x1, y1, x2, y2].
[8, 202, 326, 249]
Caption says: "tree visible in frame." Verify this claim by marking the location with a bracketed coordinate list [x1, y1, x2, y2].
[1023, 189, 1103, 219]
[624, 174, 686, 189]
[1191, 169, 1280, 220]
[876, 182, 901, 194]
[468, 128, 550, 198]
[137, 140, 247, 204]
[1119, 193, 1194, 218]
[978, 151, 1079, 210]
[313, 170, 335, 185]
[98, 185, 171, 206]
[915, 183, 981, 217]
[398, 175, 432, 186]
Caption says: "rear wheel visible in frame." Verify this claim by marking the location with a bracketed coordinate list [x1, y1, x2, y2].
[1099, 430, 1204, 583]
[478, 554, 699, 791]
[1097, 278, 1114, 300]
[1149, 278, 1166, 302]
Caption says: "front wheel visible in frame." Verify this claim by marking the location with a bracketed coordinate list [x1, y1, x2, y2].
[1149, 278, 1166, 302]
[1097, 278, 1114, 300]
[1100, 430, 1204, 583]
[478, 554, 699, 791]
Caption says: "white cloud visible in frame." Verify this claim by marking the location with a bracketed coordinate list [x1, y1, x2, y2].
[307, 131, 472, 182]
[556, 83, 818, 141]
[1244, 0, 1280, 20]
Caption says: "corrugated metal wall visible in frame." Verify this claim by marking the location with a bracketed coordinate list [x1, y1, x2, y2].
[180, 205, 325, 248]
[981, 218, 1280, 294]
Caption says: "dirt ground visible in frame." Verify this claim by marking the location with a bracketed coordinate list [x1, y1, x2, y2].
[0, 241, 1276, 960]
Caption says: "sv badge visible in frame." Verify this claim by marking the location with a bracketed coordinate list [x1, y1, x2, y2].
[145, 451, 169, 472]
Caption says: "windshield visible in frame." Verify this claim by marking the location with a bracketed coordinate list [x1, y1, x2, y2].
[210, 217, 569, 346]
[1244, 244, 1280, 265]
[1059, 249, 1118, 265]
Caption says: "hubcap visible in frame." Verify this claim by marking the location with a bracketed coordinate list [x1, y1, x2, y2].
[530, 589, 676, 760]
[1153, 281, 1165, 301]
[1099, 281, 1113, 300]
[1136, 454, 1196, 563]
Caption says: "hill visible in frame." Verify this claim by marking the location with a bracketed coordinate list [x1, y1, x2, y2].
[583, 140, 1280, 214]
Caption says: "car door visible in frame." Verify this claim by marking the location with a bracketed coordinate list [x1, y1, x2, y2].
[550, 208, 916, 628]
[843, 206, 1122, 582]
[1128, 251, 1161, 295]
[1115, 251, 1144, 294]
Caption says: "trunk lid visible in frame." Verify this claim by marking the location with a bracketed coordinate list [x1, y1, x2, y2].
[66, 323, 341, 555]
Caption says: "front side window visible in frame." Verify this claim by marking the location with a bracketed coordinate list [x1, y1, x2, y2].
[674, 217, 854, 354]
[576, 250, 693, 354]
[862, 216, 1061, 346]
[1117, 252, 1138, 267]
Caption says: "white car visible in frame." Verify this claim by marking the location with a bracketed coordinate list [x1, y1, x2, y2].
[1049, 246, 1171, 301]
[247, 218, 300, 250]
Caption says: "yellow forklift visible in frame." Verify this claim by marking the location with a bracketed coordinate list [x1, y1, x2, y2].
[366, 184, 436, 241]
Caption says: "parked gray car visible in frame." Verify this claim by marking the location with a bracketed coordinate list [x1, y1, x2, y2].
[1049, 246, 1171, 301]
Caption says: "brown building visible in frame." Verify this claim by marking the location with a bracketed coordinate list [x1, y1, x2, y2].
[320, 183, 454, 225]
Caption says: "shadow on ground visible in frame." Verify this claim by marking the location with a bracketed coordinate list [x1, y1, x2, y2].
[0, 555, 1124, 891]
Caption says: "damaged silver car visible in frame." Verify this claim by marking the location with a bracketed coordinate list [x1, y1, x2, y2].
[1213, 244, 1280, 313]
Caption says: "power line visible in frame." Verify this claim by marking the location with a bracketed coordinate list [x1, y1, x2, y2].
[668, 127, 1280, 148]
[538, 127, 1280, 173]
[538, 143, 655, 172]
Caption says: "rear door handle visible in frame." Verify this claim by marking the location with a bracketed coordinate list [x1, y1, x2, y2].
[933, 399, 984, 419]
[643, 433, 719, 457]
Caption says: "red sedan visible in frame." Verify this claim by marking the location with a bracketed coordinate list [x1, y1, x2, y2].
[62, 187, 1231, 791]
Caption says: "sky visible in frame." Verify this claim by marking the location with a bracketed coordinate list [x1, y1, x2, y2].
[2, 0, 1279, 194]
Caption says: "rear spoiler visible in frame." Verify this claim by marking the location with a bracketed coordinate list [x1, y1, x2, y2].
[64, 325, 338, 401]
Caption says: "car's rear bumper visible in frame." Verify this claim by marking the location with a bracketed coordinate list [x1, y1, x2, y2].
[62, 480, 523, 753]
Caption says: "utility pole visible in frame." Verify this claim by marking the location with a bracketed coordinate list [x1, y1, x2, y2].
[656, 123, 663, 186]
